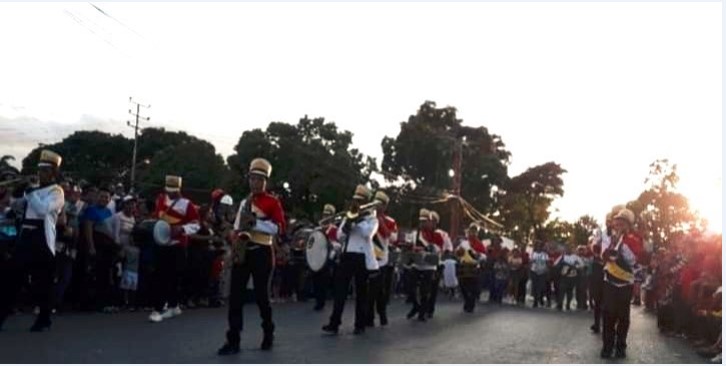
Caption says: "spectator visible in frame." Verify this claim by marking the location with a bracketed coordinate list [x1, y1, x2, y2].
[555, 245, 584, 311]
[530, 241, 549, 308]
[82, 187, 120, 313]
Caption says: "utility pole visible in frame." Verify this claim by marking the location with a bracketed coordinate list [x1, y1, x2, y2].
[449, 130, 463, 240]
[127, 97, 150, 193]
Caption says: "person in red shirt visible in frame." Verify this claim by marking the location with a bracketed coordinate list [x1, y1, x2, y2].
[148, 175, 200, 323]
[218, 158, 286, 355]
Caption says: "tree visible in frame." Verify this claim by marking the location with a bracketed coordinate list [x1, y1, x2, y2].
[137, 139, 228, 203]
[572, 215, 600, 246]
[227, 116, 376, 220]
[380, 101, 511, 229]
[21, 131, 133, 185]
[631, 159, 703, 249]
[498, 162, 567, 244]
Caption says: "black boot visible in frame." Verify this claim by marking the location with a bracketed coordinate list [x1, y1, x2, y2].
[30, 318, 51, 332]
[322, 324, 339, 334]
[406, 308, 418, 320]
[590, 324, 600, 334]
[600, 348, 612, 359]
[380, 314, 388, 326]
[217, 343, 240, 356]
[261, 324, 274, 350]
[615, 348, 626, 359]
[218, 330, 241, 356]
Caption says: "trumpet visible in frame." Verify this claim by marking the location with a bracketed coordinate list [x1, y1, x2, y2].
[0, 175, 35, 188]
[318, 201, 382, 227]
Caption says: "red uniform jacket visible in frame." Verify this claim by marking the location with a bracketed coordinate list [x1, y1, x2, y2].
[468, 235, 487, 255]
[245, 192, 286, 236]
[419, 229, 444, 251]
[377, 214, 398, 245]
[154, 193, 200, 247]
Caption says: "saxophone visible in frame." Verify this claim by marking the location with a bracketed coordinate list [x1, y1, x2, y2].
[232, 193, 256, 265]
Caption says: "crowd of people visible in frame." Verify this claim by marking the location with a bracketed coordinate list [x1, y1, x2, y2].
[0, 150, 720, 362]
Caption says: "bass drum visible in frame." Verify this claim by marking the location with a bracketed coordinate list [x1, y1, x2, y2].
[132, 219, 172, 246]
[305, 230, 330, 272]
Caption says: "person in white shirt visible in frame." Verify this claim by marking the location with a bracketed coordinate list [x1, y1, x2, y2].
[0, 150, 65, 332]
[555, 245, 585, 311]
[529, 241, 550, 308]
[322, 185, 378, 335]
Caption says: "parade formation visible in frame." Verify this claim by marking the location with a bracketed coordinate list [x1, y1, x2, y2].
[0, 149, 721, 363]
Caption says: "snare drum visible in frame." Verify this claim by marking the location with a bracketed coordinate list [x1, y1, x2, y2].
[132, 219, 172, 246]
[305, 230, 330, 272]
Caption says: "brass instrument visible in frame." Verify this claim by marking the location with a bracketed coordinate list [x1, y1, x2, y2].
[318, 201, 382, 227]
[231, 194, 256, 265]
[0, 175, 34, 188]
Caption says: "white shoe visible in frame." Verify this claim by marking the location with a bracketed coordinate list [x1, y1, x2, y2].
[711, 354, 721, 364]
[170, 306, 182, 317]
[149, 311, 164, 323]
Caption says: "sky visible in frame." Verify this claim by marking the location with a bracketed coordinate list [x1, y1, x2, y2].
[0, 2, 721, 232]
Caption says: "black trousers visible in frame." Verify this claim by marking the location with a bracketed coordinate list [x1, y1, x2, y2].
[459, 275, 480, 312]
[312, 264, 334, 308]
[410, 269, 434, 317]
[403, 267, 416, 303]
[185, 245, 210, 303]
[558, 277, 576, 310]
[367, 264, 392, 323]
[328, 253, 368, 329]
[602, 283, 633, 352]
[426, 267, 442, 316]
[153, 246, 184, 312]
[576, 275, 588, 309]
[226, 246, 274, 344]
[0, 227, 55, 327]
[590, 280, 603, 329]
[530, 272, 547, 307]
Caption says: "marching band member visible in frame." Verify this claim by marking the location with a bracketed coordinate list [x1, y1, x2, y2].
[456, 223, 484, 313]
[218, 158, 286, 355]
[600, 207, 644, 359]
[0, 150, 64, 332]
[149, 175, 200, 323]
[366, 191, 398, 327]
[322, 185, 378, 335]
[407, 209, 442, 322]
[426, 210, 450, 319]
[312, 203, 339, 311]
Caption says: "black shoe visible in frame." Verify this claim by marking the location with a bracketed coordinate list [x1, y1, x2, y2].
[615, 348, 626, 358]
[380, 315, 388, 326]
[365, 320, 374, 328]
[426, 312, 433, 319]
[417, 314, 427, 322]
[322, 324, 339, 334]
[30, 319, 51, 332]
[261, 334, 274, 350]
[313, 304, 324, 312]
[406, 309, 418, 320]
[590, 324, 600, 334]
[353, 327, 365, 335]
[600, 349, 612, 359]
[217, 343, 240, 356]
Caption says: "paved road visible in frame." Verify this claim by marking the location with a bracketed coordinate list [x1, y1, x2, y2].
[0, 298, 706, 364]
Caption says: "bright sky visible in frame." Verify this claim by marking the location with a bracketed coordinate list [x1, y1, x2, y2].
[0, 2, 721, 232]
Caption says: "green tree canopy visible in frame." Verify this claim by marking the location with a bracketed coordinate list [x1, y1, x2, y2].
[380, 101, 511, 230]
[21, 131, 132, 185]
[226, 116, 376, 220]
[498, 162, 567, 244]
